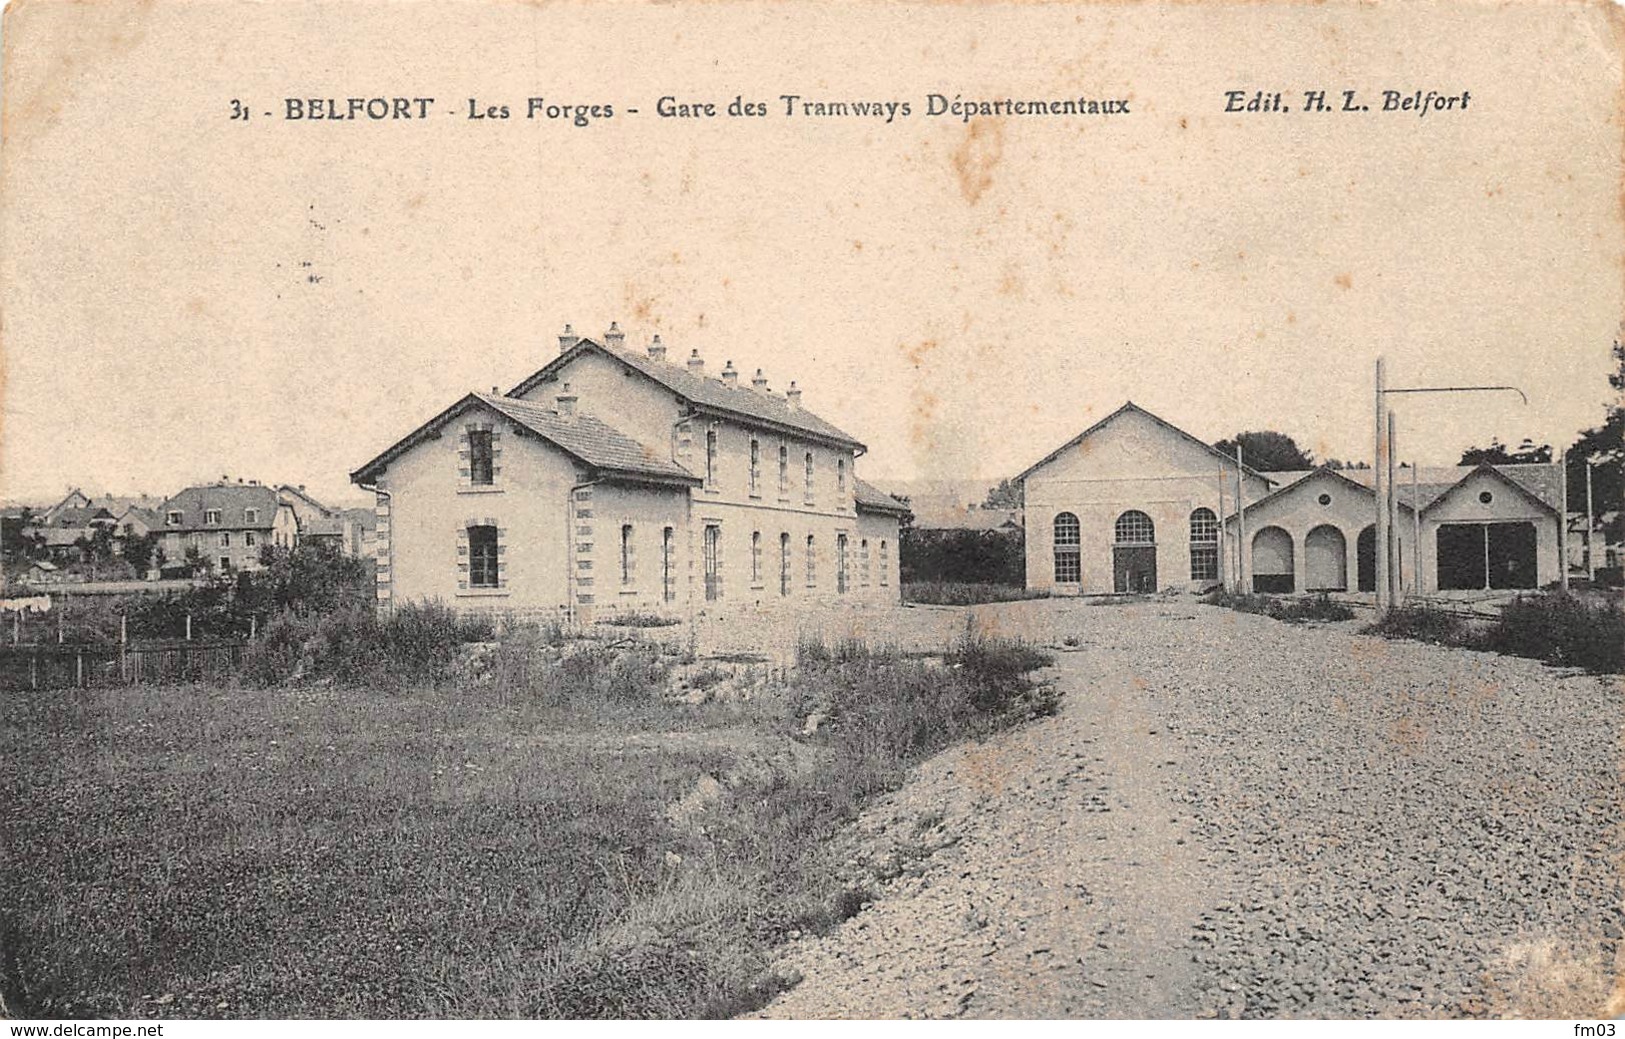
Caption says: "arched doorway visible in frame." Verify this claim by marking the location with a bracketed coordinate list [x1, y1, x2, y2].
[1305, 525, 1347, 591]
[1357, 525, 1376, 592]
[1252, 526, 1294, 593]
[1113, 510, 1157, 593]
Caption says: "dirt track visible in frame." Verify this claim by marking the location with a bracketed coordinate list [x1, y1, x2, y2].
[759, 599, 1625, 1019]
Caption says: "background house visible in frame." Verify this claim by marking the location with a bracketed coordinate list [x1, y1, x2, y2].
[158, 481, 297, 572]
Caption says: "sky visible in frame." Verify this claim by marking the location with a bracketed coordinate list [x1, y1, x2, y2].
[3, 0, 1621, 508]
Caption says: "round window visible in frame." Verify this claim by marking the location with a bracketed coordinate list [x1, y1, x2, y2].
[1317, 493, 1332, 506]
[1479, 490, 1494, 504]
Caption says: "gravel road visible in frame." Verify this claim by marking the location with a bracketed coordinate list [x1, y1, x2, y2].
[758, 598, 1624, 1019]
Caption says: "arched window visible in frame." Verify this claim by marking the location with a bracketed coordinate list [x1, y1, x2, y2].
[1189, 508, 1218, 581]
[1115, 510, 1155, 545]
[1053, 512, 1081, 583]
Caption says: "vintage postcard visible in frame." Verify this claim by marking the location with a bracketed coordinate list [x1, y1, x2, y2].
[1, 0, 1621, 1023]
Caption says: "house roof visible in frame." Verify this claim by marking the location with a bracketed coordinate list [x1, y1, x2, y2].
[853, 476, 913, 517]
[49, 507, 114, 527]
[507, 337, 866, 452]
[90, 494, 166, 515]
[117, 507, 162, 529]
[1015, 401, 1275, 486]
[277, 484, 334, 518]
[1225, 462, 1562, 522]
[1275, 462, 1564, 514]
[350, 392, 701, 488]
[158, 484, 285, 532]
[1223, 465, 1414, 523]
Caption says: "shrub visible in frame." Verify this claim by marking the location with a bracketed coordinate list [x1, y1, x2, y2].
[1480, 593, 1624, 674]
[1363, 604, 1468, 646]
[240, 601, 494, 687]
[902, 581, 1051, 606]
[598, 610, 682, 628]
[1203, 589, 1355, 624]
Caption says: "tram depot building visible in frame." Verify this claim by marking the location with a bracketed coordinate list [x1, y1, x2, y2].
[1019, 403, 1563, 597]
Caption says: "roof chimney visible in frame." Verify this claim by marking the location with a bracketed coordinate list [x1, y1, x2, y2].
[786, 381, 802, 411]
[648, 334, 667, 361]
[721, 360, 739, 387]
[687, 349, 705, 374]
[604, 321, 626, 350]
[558, 323, 579, 353]
[556, 382, 578, 418]
[752, 368, 769, 393]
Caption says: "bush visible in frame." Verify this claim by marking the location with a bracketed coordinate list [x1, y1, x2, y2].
[1480, 594, 1624, 674]
[597, 610, 682, 628]
[899, 527, 1024, 586]
[241, 601, 494, 687]
[1202, 589, 1356, 624]
[902, 581, 1051, 606]
[1363, 604, 1468, 646]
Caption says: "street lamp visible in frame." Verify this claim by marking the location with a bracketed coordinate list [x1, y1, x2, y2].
[1373, 359, 1529, 616]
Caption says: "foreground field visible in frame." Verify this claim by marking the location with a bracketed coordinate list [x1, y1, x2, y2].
[761, 599, 1625, 1018]
[0, 624, 1053, 1018]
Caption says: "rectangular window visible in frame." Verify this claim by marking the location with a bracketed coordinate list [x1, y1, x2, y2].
[469, 430, 494, 486]
[778, 445, 789, 495]
[1190, 546, 1219, 581]
[220, 556, 231, 571]
[804, 452, 815, 502]
[749, 439, 761, 495]
[662, 527, 676, 603]
[837, 458, 847, 496]
[468, 525, 499, 588]
[751, 530, 762, 584]
[204, 509, 221, 525]
[703, 525, 721, 601]
[861, 539, 870, 586]
[220, 532, 231, 548]
[705, 429, 718, 489]
[879, 541, 889, 586]
[244, 508, 258, 525]
[245, 531, 256, 548]
[1055, 551, 1082, 584]
[837, 533, 848, 594]
[806, 534, 817, 587]
[620, 524, 634, 585]
[779, 532, 791, 596]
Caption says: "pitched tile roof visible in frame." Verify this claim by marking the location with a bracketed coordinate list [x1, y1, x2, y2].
[351, 393, 700, 487]
[508, 338, 865, 450]
[158, 484, 284, 532]
[476, 394, 699, 483]
[1231, 462, 1563, 519]
[853, 476, 912, 517]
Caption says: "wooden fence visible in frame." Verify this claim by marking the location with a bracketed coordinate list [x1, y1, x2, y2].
[0, 639, 248, 690]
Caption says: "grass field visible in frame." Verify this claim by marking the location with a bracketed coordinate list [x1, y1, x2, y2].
[1, 629, 1053, 1018]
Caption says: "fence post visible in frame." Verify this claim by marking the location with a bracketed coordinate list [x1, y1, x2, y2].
[251, 615, 257, 640]
[120, 613, 129, 683]
[186, 613, 192, 641]
[76, 649, 83, 688]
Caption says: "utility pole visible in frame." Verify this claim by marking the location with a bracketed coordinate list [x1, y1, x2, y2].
[1235, 445, 1248, 593]
[1375, 358, 1390, 614]
[1559, 448, 1569, 593]
[1412, 460, 1422, 595]
[1586, 457, 1596, 582]
[1388, 410, 1400, 604]
[1376, 374, 1529, 609]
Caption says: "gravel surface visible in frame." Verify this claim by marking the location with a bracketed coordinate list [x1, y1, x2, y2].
[757, 598, 1625, 1019]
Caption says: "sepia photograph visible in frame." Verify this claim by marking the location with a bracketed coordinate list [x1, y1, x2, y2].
[1, 0, 1621, 1023]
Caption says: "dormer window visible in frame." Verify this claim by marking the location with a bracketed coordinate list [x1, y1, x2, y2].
[204, 509, 221, 525]
[244, 508, 258, 525]
[166, 511, 181, 526]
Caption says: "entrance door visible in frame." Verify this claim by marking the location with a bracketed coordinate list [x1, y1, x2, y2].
[1357, 526, 1376, 592]
[1487, 522, 1537, 589]
[1112, 546, 1157, 593]
[1437, 523, 1486, 590]
[703, 525, 721, 601]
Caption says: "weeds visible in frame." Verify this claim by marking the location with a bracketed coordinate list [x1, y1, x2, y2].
[1366, 594, 1624, 674]
[901, 582, 1051, 606]
[1202, 589, 1356, 624]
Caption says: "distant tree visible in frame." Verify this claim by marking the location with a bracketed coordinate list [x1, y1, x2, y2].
[893, 494, 913, 532]
[1560, 339, 1625, 544]
[982, 479, 1024, 511]
[123, 533, 156, 574]
[182, 544, 214, 577]
[1459, 437, 1553, 465]
[1212, 431, 1315, 472]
